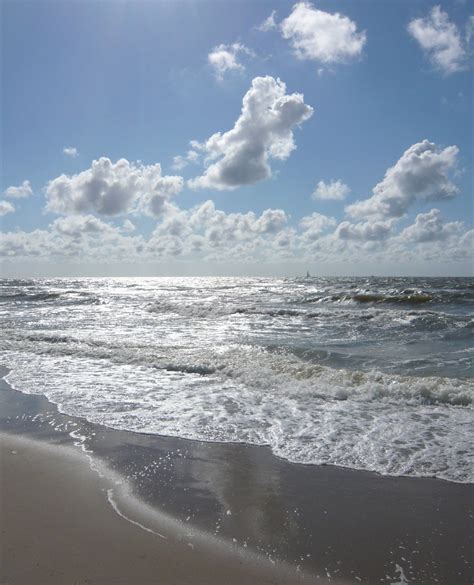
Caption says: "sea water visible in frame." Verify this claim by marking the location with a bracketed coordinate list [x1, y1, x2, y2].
[1, 276, 472, 483]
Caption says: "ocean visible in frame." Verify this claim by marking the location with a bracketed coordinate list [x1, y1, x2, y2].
[1, 276, 473, 484]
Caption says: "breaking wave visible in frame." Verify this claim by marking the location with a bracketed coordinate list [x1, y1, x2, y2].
[1, 275, 473, 483]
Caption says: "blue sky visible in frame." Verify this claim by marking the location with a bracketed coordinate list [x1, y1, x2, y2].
[1, 0, 472, 276]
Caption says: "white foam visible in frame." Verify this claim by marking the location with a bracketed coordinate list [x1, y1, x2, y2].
[3, 342, 473, 483]
[106, 488, 166, 539]
[391, 563, 409, 584]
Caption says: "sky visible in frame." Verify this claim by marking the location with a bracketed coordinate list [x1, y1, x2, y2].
[1, 0, 473, 277]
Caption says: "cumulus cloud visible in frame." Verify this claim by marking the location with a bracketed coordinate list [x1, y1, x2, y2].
[346, 140, 459, 220]
[45, 157, 183, 217]
[188, 76, 313, 190]
[258, 10, 278, 32]
[280, 1, 366, 65]
[255, 208, 288, 234]
[190, 200, 288, 240]
[0, 229, 54, 258]
[0, 216, 145, 261]
[400, 208, 464, 243]
[146, 200, 290, 259]
[0, 200, 15, 217]
[299, 212, 336, 240]
[63, 146, 79, 158]
[52, 215, 114, 238]
[4, 180, 33, 199]
[336, 219, 394, 241]
[408, 7, 468, 75]
[208, 43, 253, 80]
[312, 179, 350, 201]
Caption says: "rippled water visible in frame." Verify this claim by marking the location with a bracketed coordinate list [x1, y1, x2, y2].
[1, 276, 473, 482]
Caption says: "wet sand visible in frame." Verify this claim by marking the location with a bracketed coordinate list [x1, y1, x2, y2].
[0, 433, 318, 585]
[0, 369, 472, 584]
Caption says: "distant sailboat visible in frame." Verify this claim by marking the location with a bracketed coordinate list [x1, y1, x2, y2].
[306, 270, 310, 278]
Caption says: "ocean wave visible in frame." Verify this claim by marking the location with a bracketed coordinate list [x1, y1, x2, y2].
[0, 291, 62, 302]
[145, 300, 472, 342]
[301, 288, 474, 306]
[3, 346, 473, 482]
[3, 334, 473, 408]
[1, 275, 473, 483]
[302, 292, 434, 305]
[0, 290, 102, 305]
[146, 300, 304, 319]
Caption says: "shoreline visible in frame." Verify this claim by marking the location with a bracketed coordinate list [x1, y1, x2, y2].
[3, 368, 470, 487]
[1, 368, 473, 584]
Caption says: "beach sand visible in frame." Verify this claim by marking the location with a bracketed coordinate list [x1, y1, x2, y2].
[0, 370, 472, 584]
[0, 433, 318, 585]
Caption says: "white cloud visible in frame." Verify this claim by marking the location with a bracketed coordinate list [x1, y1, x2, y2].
[0, 229, 54, 258]
[188, 76, 313, 191]
[172, 156, 188, 171]
[255, 209, 288, 234]
[258, 10, 277, 32]
[187, 149, 200, 162]
[0, 217, 145, 261]
[0, 200, 15, 217]
[208, 43, 253, 80]
[4, 180, 33, 199]
[63, 146, 79, 158]
[346, 140, 459, 220]
[172, 149, 200, 171]
[52, 214, 113, 238]
[408, 6, 467, 74]
[190, 200, 288, 241]
[280, 1, 366, 65]
[51, 217, 144, 259]
[147, 200, 290, 259]
[400, 208, 464, 243]
[299, 212, 336, 240]
[336, 219, 394, 241]
[312, 179, 350, 201]
[45, 157, 183, 217]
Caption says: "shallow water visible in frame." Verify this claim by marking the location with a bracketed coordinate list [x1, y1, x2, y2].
[1, 276, 473, 482]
